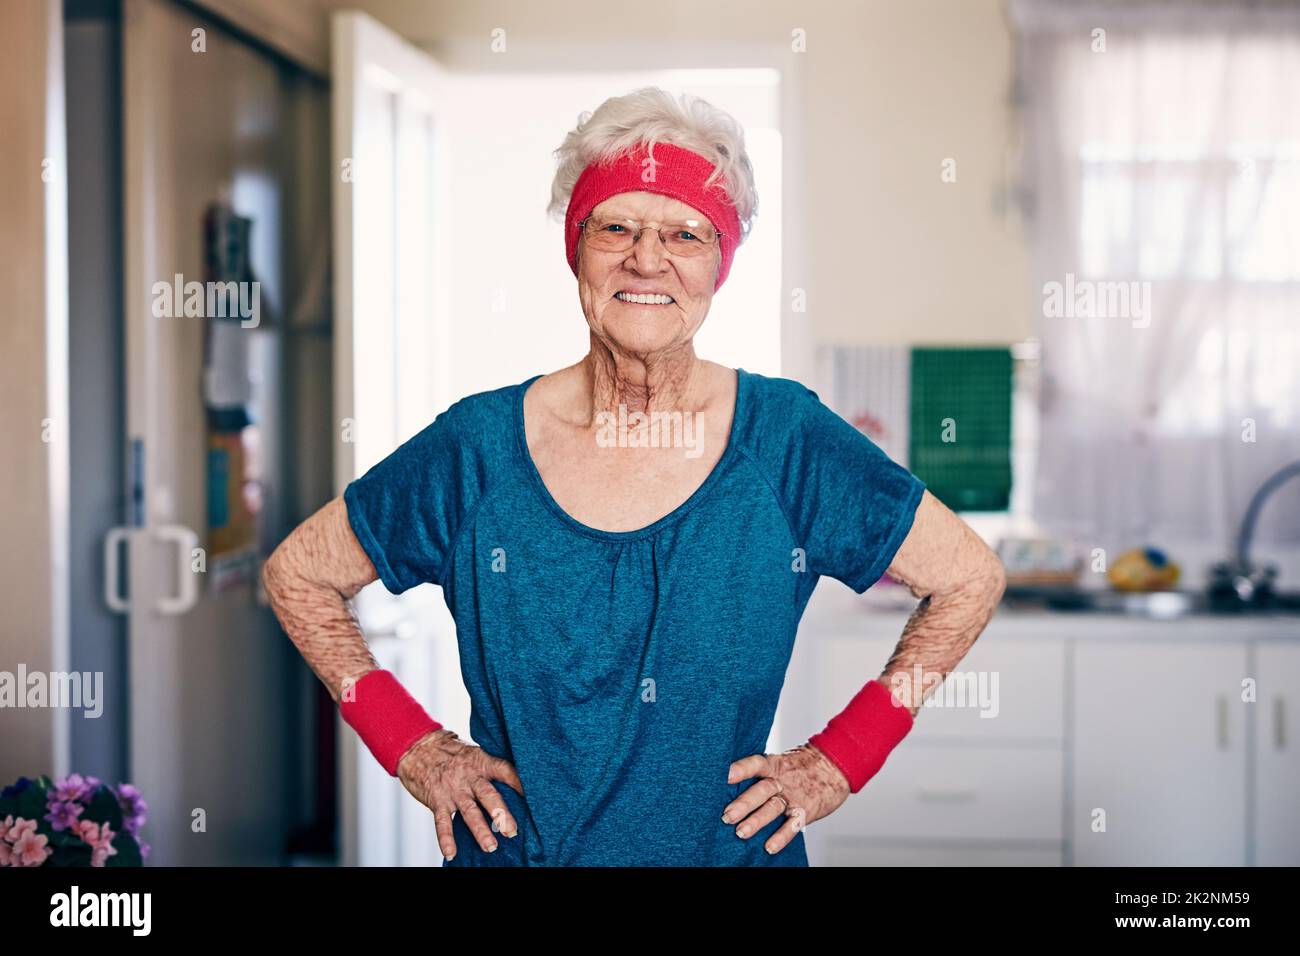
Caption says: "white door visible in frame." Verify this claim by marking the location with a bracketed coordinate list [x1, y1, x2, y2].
[1072, 641, 1249, 865]
[331, 10, 455, 867]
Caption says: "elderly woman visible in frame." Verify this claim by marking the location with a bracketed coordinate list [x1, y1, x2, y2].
[263, 87, 1005, 867]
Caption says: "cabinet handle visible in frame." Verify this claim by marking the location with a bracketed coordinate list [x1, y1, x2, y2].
[916, 788, 978, 803]
[1216, 694, 1228, 749]
[1275, 697, 1286, 750]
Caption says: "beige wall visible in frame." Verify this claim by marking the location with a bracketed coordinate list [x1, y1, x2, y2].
[0, 0, 69, 782]
[322, 0, 1030, 348]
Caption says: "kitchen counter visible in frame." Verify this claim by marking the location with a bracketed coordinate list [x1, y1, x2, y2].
[802, 579, 1300, 643]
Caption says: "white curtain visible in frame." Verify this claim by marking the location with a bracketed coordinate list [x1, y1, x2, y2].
[1011, 0, 1300, 557]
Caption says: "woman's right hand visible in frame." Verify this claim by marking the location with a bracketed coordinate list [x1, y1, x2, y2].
[396, 728, 524, 860]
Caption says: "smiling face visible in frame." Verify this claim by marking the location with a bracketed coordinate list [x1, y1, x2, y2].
[576, 191, 721, 363]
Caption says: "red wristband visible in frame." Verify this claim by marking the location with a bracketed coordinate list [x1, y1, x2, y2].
[339, 669, 443, 777]
[808, 679, 914, 793]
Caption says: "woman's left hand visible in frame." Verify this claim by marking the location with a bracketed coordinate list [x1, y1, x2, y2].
[723, 743, 851, 854]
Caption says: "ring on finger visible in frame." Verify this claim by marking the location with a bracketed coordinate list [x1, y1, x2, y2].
[768, 776, 788, 812]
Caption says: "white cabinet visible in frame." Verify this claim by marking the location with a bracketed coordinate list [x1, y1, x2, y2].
[795, 627, 1066, 743]
[793, 591, 1299, 866]
[837, 745, 1063, 842]
[1254, 642, 1300, 865]
[1071, 642, 1248, 865]
[794, 614, 1067, 866]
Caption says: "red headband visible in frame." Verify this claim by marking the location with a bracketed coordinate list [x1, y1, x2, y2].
[564, 141, 743, 293]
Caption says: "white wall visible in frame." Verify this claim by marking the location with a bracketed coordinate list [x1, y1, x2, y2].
[322, 0, 1030, 353]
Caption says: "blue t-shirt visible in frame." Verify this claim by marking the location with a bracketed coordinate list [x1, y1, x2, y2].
[343, 368, 925, 866]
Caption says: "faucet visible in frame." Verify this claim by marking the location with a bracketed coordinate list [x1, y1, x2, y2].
[1208, 459, 1300, 611]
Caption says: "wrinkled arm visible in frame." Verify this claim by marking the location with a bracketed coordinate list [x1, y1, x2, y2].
[878, 490, 1007, 717]
[262, 495, 383, 703]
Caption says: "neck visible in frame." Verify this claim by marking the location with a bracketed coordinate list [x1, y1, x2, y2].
[581, 336, 702, 424]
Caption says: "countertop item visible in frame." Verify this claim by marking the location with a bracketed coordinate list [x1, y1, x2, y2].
[808, 578, 1300, 636]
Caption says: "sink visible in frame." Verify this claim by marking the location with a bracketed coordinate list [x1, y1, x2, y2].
[1001, 584, 1300, 618]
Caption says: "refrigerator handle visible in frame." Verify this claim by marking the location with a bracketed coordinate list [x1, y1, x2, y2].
[155, 524, 200, 615]
[103, 527, 134, 613]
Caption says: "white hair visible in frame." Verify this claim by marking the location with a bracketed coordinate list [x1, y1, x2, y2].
[547, 87, 758, 244]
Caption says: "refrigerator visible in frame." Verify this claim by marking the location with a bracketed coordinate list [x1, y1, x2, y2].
[66, 0, 334, 865]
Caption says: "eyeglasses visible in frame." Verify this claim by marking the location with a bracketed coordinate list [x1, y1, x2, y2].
[579, 215, 723, 258]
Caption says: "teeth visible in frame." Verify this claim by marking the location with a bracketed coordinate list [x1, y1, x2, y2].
[615, 292, 674, 305]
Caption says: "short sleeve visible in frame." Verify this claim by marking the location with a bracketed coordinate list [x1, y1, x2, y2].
[342, 406, 471, 594]
[784, 389, 926, 593]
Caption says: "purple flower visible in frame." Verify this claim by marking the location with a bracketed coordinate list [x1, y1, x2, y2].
[114, 783, 149, 836]
[138, 840, 151, 860]
[51, 773, 97, 804]
[44, 799, 85, 832]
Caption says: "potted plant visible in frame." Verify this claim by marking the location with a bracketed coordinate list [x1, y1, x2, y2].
[0, 774, 149, 867]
